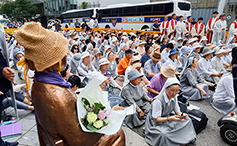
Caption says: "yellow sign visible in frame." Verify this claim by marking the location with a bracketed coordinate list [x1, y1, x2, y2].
[5, 28, 19, 35]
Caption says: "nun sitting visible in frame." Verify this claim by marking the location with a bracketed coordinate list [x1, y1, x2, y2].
[106, 51, 118, 78]
[77, 52, 96, 84]
[92, 48, 102, 70]
[178, 46, 191, 68]
[145, 78, 196, 146]
[211, 62, 236, 115]
[117, 43, 127, 61]
[189, 42, 203, 61]
[98, 58, 121, 93]
[197, 47, 222, 84]
[120, 70, 152, 129]
[180, 57, 214, 100]
[162, 48, 182, 72]
[69, 53, 81, 74]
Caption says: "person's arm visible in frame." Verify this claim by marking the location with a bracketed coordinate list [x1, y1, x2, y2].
[148, 72, 156, 78]
[142, 76, 149, 85]
[147, 87, 160, 95]
[77, 66, 89, 77]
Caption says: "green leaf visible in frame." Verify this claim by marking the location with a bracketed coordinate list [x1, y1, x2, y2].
[94, 106, 99, 114]
[81, 97, 90, 108]
[94, 103, 105, 110]
[87, 124, 99, 132]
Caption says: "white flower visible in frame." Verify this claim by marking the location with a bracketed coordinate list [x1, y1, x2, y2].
[93, 120, 103, 128]
[87, 112, 98, 123]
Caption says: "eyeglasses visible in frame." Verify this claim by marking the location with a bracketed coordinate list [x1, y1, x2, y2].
[168, 88, 179, 93]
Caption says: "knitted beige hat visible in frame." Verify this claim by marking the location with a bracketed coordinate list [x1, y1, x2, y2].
[15, 22, 68, 72]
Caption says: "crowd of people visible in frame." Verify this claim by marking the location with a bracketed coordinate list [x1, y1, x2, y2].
[0, 10, 236, 146]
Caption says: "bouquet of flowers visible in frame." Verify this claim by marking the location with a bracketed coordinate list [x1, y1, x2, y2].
[80, 97, 112, 131]
[77, 79, 126, 135]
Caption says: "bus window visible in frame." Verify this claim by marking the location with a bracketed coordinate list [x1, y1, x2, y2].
[164, 3, 174, 15]
[123, 7, 136, 16]
[137, 5, 152, 16]
[102, 9, 111, 17]
[111, 8, 123, 17]
[153, 4, 165, 15]
[178, 2, 191, 11]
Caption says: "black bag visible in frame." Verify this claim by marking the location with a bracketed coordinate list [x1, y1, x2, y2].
[177, 92, 189, 113]
[188, 109, 208, 134]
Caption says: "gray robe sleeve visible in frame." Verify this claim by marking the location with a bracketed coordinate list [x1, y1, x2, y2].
[121, 88, 139, 110]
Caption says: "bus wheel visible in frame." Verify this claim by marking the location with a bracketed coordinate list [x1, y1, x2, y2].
[105, 25, 110, 29]
[141, 25, 149, 30]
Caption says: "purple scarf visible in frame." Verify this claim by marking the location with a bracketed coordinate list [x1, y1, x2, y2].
[34, 71, 71, 89]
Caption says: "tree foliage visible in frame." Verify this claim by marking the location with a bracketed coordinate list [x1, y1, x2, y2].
[81, 1, 88, 9]
[0, 0, 39, 19]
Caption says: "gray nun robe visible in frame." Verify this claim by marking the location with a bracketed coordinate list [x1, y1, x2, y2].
[120, 83, 151, 129]
[180, 68, 211, 100]
[106, 61, 118, 78]
[145, 92, 196, 146]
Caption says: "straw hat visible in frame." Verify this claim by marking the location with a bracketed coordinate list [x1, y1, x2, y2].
[131, 55, 141, 64]
[131, 62, 142, 70]
[206, 44, 216, 49]
[160, 65, 176, 78]
[15, 22, 68, 72]
[151, 51, 163, 62]
[139, 41, 146, 45]
[153, 44, 161, 51]
[226, 61, 232, 72]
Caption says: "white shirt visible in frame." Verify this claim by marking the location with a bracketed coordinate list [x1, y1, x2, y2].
[161, 49, 170, 62]
[162, 58, 182, 69]
[89, 19, 95, 28]
[213, 72, 235, 99]
[197, 58, 215, 77]
[152, 93, 180, 118]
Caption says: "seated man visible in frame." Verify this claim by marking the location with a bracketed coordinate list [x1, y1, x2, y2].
[147, 65, 176, 98]
[117, 49, 133, 75]
[144, 51, 163, 80]
[120, 70, 153, 129]
[145, 78, 196, 146]
[211, 62, 236, 115]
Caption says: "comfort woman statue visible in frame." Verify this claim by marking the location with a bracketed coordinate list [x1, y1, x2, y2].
[15, 22, 125, 146]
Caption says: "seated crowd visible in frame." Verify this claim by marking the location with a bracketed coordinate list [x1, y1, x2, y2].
[2, 19, 236, 146]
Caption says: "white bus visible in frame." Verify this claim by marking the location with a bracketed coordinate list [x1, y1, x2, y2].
[60, 0, 191, 30]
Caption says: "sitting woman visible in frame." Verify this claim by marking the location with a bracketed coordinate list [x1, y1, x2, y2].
[162, 48, 182, 72]
[147, 65, 176, 98]
[211, 62, 236, 115]
[145, 78, 196, 146]
[98, 58, 122, 96]
[120, 70, 152, 129]
[180, 57, 214, 100]
[106, 51, 118, 78]
[117, 43, 127, 61]
[197, 47, 222, 84]
[77, 52, 96, 84]
[87, 71, 125, 109]
[69, 53, 81, 74]
[70, 44, 80, 55]
[178, 46, 191, 69]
